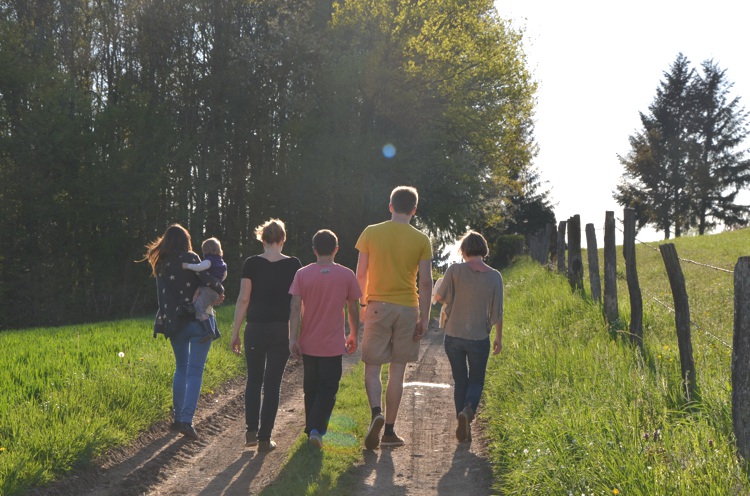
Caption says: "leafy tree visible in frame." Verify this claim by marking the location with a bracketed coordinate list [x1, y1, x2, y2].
[689, 60, 750, 234]
[0, 0, 537, 328]
[615, 53, 750, 238]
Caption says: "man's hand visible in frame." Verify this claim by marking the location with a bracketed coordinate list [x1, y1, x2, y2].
[182, 263, 189, 269]
[413, 320, 425, 342]
[345, 333, 358, 354]
[289, 340, 301, 359]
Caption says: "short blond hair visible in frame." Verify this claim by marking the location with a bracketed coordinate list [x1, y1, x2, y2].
[390, 186, 418, 214]
[255, 218, 286, 244]
[201, 237, 222, 256]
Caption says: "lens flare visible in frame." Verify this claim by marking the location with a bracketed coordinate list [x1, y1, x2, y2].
[382, 143, 396, 158]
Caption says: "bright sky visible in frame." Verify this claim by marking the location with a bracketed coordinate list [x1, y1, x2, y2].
[494, 0, 750, 244]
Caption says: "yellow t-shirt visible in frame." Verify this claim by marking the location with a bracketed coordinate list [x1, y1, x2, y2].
[355, 221, 433, 307]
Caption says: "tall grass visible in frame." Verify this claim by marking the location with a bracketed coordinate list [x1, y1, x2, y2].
[0, 307, 244, 495]
[484, 228, 750, 494]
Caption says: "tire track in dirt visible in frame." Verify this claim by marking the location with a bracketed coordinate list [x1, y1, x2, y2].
[32, 323, 496, 495]
[347, 326, 495, 495]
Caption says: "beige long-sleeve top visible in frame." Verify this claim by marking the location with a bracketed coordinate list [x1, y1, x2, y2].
[436, 262, 503, 340]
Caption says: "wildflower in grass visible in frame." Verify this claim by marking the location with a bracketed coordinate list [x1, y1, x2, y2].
[0, 447, 6, 452]
[658, 355, 662, 359]
[118, 352, 125, 358]
[613, 489, 620, 495]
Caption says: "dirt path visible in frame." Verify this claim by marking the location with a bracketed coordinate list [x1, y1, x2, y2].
[33, 323, 495, 496]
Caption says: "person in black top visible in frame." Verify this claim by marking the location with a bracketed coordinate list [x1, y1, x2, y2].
[231, 218, 301, 452]
[144, 224, 224, 440]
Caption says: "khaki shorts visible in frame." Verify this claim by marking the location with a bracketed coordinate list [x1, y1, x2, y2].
[361, 301, 420, 364]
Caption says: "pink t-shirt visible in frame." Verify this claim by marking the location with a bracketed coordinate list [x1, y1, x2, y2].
[289, 263, 362, 357]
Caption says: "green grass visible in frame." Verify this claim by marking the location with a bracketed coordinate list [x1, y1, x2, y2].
[4, 228, 750, 495]
[0, 307, 244, 496]
[483, 228, 750, 494]
[260, 363, 374, 496]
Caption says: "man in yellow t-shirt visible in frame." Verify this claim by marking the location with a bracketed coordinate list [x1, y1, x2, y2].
[356, 185, 433, 449]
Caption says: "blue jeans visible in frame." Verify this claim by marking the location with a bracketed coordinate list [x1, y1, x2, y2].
[170, 318, 213, 423]
[444, 335, 490, 415]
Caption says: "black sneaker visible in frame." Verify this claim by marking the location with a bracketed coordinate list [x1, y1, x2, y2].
[380, 433, 405, 447]
[245, 430, 258, 447]
[178, 423, 200, 440]
[365, 414, 385, 450]
[258, 440, 277, 452]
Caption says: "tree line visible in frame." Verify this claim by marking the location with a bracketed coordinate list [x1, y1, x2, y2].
[0, 0, 541, 329]
[616, 53, 750, 239]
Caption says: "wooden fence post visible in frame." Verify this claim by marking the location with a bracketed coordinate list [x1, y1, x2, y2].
[659, 243, 696, 400]
[544, 223, 554, 267]
[733, 257, 750, 462]
[529, 226, 552, 265]
[567, 215, 583, 291]
[623, 208, 643, 346]
[603, 211, 619, 324]
[557, 220, 567, 274]
[549, 223, 558, 268]
[585, 223, 601, 303]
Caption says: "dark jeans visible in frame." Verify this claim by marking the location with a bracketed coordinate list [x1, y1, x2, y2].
[244, 322, 290, 441]
[444, 335, 490, 415]
[302, 354, 343, 435]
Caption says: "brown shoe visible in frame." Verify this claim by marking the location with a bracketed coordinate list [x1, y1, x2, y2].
[456, 405, 474, 442]
[380, 433, 405, 447]
[365, 414, 385, 450]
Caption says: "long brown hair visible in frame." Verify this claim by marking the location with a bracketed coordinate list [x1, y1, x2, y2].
[143, 224, 192, 277]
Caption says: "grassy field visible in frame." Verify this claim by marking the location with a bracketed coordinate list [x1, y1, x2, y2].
[483, 228, 749, 494]
[0, 307, 245, 496]
[3, 228, 749, 494]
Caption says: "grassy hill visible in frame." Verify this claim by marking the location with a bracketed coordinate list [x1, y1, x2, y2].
[484, 228, 748, 494]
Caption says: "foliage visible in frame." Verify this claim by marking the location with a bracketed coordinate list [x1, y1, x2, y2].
[615, 53, 750, 239]
[0, 0, 537, 329]
[486, 234, 524, 269]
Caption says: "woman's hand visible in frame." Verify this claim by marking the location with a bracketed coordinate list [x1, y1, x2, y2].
[231, 333, 242, 355]
[492, 336, 503, 355]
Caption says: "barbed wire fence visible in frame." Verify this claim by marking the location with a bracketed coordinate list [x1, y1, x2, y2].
[526, 207, 750, 461]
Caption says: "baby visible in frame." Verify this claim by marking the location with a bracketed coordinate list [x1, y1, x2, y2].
[182, 237, 227, 342]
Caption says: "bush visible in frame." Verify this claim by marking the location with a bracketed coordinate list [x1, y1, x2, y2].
[487, 234, 524, 269]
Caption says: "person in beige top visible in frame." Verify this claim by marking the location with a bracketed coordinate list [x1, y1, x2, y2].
[435, 230, 503, 442]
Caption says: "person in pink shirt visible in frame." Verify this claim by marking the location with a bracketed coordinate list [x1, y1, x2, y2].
[289, 229, 361, 448]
